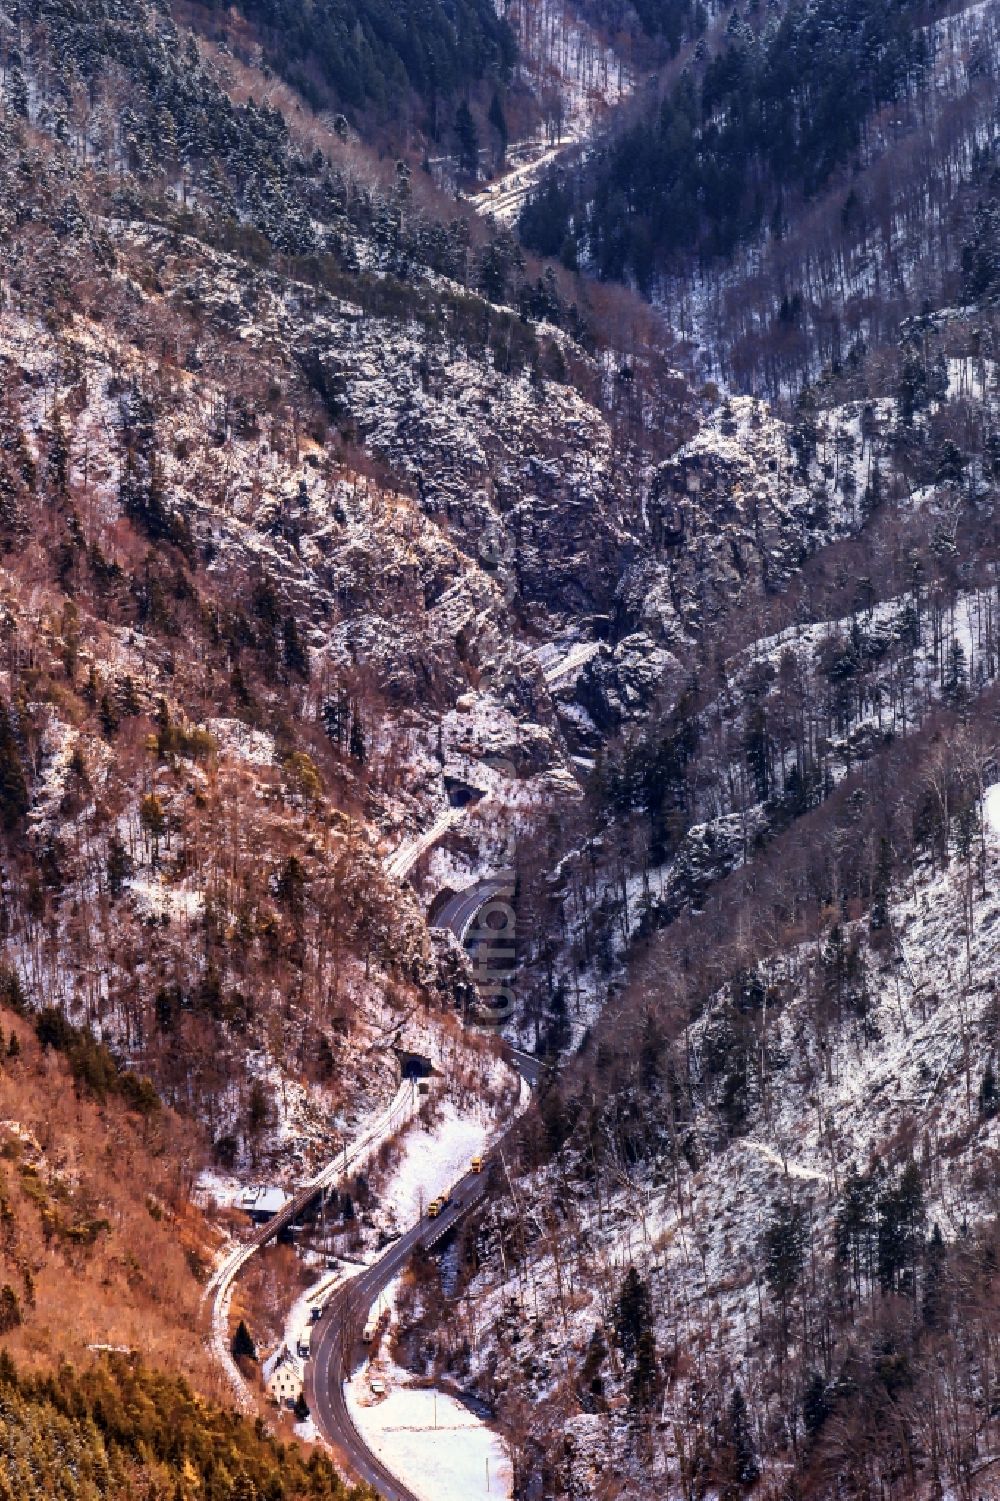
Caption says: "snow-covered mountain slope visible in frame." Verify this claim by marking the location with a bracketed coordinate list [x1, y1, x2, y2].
[458, 768, 1000, 1498]
[472, 0, 635, 224]
[6, 0, 1000, 1496]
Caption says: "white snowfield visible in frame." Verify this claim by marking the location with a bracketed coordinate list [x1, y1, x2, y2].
[377, 1100, 492, 1229]
[345, 1381, 512, 1501]
[345, 1276, 512, 1501]
[204, 1080, 418, 1410]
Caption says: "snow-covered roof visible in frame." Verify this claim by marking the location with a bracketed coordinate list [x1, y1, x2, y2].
[239, 1184, 287, 1217]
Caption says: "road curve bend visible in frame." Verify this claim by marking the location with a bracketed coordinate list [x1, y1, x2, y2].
[204, 1084, 415, 1411]
[431, 874, 515, 945]
[306, 1049, 538, 1499]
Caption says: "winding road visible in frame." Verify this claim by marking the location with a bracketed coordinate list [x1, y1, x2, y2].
[208, 838, 534, 1495]
[307, 866, 535, 1500]
[305, 1045, 539, 1501]
[431, 874, 516, 945]
[383, 807, 465, 882]
[204, 1083, 416, 1411]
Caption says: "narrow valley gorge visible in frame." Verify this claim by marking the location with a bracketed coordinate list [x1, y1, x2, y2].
[0, 0, 998, 1498]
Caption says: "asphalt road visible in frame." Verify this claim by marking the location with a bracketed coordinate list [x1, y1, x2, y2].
[306, 874, 537, 1498]
[305, 1046, 538, 1501]
[205, 1086, 414, 1411]
[431, 874, 516, 945]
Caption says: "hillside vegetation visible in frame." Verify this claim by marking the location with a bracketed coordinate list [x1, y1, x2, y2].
[0, 997, 219, 1387]
[1, 0, 999, 1496]
[0, 1352, 369, 1500]
[199, 0, 516, 120]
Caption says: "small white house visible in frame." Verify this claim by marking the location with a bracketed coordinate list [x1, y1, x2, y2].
[266, 1347, 303, 1408]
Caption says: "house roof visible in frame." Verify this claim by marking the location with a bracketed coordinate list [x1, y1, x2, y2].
[264, 1346, 303, 1394]
[239, 1184, 287, 1216]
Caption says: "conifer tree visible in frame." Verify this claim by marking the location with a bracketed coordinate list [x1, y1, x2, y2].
[349, 702, 366, 764]
[455, 100, 479, 180]
[0, 703, 28, 831]
[720, 1386, 759, 1496]
[232, 1320, 257, 1362]
[615, 1266, 653, 1364]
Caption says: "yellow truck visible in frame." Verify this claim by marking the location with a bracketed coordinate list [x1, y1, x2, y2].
[427, 1187, 453, 1218]
[471, 1156, 483, 1174]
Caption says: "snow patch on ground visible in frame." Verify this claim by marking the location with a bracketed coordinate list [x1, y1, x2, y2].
[192, 1167, 245, 1209]
[985, 783, 1000, 839]
[378, 1102, 491, 1229]
[347, 1384, 512, 1501]
[346, 1276, 513, 1501]
[204, 716, 275, 766]
[127, 874, 205, 923]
